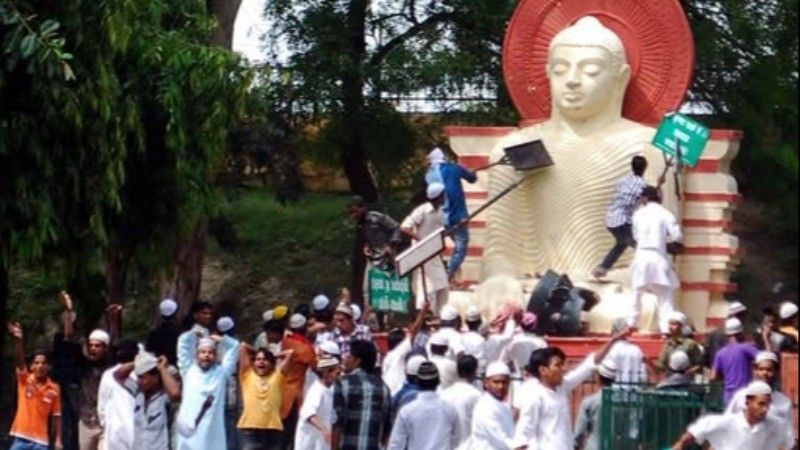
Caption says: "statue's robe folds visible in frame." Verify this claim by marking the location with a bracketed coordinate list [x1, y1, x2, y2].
[482, 119, 677, 285]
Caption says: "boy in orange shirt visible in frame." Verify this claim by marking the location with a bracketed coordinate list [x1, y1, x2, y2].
[7, 322, 63, 450]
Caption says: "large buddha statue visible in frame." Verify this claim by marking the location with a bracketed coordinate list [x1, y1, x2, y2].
[478, 17, 677, 317]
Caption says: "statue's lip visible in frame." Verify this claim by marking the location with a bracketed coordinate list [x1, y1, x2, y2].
[562, 93, 583, 101]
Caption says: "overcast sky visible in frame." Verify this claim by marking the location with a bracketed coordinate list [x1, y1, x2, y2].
[232, 0, 270, 63]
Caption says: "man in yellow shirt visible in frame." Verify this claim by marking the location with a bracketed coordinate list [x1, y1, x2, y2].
[237, 343, 294, 450]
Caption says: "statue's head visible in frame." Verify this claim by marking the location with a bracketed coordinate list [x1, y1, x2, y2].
[547, 16, 631, 121]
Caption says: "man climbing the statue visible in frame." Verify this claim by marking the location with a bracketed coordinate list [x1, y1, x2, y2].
[593, 155, 664, 279]
[426, 147, 477, 288]
[630, 186, 683, 333]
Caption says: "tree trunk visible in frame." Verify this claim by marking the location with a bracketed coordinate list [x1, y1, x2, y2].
[102, 250, 129, 306]
[342, 0, 378, 204]
[163, 1, 240, 320]
[343, 0, 376, 305]
[170, 221, 208, 319]
[208, 0, 243, 49]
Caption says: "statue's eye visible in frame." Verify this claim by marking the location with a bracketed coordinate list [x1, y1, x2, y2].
[551, 64, 569, 76]
[583, 64, 602, 76]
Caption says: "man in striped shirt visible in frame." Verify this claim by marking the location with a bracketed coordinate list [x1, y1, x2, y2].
[593, 155, 652, 278]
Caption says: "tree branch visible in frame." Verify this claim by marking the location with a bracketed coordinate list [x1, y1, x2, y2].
[368, 11, 455, 69]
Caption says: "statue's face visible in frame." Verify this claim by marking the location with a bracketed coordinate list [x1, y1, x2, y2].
[548, 45, 625, 120]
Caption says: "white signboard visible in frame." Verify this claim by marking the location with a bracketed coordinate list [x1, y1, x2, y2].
[395, 227, 446, 278]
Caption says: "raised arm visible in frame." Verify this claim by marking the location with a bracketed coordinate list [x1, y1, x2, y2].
[157, 356, 181, 402]
[60, 291, 74, 341]
[106, 304, 123, 346]
[409, 300, 431, 342]
[238, 342, 255, 376]
[219, 334, 241, 376]
[8, 322, 25, 371]
[113, 362, 135, 384]
[276, 349, 295, 375]
[594, 327, 634, 364]
[177, 330, 198, 377]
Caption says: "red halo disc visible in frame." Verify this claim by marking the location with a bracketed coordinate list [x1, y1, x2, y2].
[503, 0, 695, 125]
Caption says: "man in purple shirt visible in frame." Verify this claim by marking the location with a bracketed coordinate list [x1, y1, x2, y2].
[711, 318, 760, 404]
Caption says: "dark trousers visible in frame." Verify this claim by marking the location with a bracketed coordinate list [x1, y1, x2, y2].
[281, 401, 299, 450]
[241, 429, 283, 450]
[600, 224, 636, 270]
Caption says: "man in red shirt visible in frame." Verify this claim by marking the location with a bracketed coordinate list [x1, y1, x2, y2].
[7, 322, 63, 450]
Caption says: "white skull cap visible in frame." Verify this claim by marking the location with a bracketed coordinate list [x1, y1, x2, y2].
[405, 355, 427, 376]
[725, 318, 743, 335]
[669, 351, 690, 372]
[159, 299, 178, 317]
[426, 182, 445, 200]
[727, 301, 747, 317]
[216, 316, 234, 333]
[440, 305, 458, 321]
[486, 361, 511, 378]
[88, 329, 110, 346]
[312, 295, 330, 311]
[289, 313, 307, 329]
[351, 304, 362, 321]
[744, 380, 772, 397]
[597, 358, 617, 379]
[318, 341, 341, 356]
[755, 351, 779, 365]
[779, 302, 798, 319]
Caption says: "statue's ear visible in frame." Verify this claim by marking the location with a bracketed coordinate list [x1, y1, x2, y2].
[617, 64, 632, 90]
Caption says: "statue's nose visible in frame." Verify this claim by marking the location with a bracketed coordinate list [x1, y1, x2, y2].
[566, 69, 581, 87]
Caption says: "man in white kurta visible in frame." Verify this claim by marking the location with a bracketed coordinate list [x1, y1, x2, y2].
[428, 333, 458, 391]
[400, 182, 449, 313]
[461, 307, 487, 372]
[604, 318, 648, 385]
[295, 358, 340, 450]
[673, 381, 793, 450]
[388, 362, 460, 450]
[468, 362, 515, 450]
[630, 186, 683, 333]
[97, 342, 139, 450]
[440, 355, 482, 448]
[724, 352, 795, 445]
[512, 328, 631, 450]
[176, 335, 240, 450]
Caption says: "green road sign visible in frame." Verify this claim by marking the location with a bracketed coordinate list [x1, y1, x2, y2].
[652, 112, 710, 168]
[369, 268, 411, 313]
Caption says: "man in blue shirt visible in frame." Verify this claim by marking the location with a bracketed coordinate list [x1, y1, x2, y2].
[426, 148, 477, 286]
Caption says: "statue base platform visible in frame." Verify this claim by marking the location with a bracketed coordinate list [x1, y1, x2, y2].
[446, 274, 668, 334]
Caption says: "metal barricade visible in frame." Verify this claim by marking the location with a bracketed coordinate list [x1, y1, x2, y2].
[599, 383, 724, 450]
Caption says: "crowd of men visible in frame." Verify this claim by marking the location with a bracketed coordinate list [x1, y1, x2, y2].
[5, 287, 799, 450]
[3, 149, 799, 450]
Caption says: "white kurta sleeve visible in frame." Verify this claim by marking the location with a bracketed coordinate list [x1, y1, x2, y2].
[686, 414, 725, 444]
[666, 211, 682, 243]
[563, 353, 597, 393]
[219, 335, 240, 376]
[511, 395, 541, 449]
[177, 331, 197, 377]
[299, 384, 324, 423]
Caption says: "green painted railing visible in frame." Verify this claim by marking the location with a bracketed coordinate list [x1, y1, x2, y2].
[599, 383, 725, 450]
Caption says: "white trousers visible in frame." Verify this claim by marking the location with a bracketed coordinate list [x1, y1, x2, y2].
[633, 284, 675, 333]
